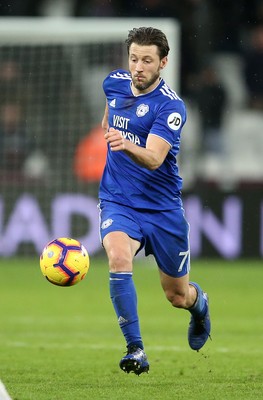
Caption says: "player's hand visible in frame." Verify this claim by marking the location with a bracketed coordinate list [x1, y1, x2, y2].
[104, 127, 125, 151]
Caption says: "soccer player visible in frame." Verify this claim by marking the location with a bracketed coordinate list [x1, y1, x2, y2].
[98, 27, 211, 375]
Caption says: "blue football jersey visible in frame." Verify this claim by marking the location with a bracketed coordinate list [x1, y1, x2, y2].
[99, 69, 187, 210]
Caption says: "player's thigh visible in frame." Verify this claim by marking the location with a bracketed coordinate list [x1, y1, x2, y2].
[99, 200, 143, 246]
[144, 208, 190, 278]
[99, 201, 143, 272]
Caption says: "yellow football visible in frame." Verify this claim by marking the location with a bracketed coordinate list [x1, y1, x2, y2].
[40, 237, 89, 286]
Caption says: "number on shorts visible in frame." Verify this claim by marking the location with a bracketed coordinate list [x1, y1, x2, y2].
[178, 250, 190, 273]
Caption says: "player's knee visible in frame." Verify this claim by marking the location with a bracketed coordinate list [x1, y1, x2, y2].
[165, 290, 187, 309]
[107, 249, 132, 272]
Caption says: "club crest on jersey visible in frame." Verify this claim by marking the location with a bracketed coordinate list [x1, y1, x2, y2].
[167, 112, 182, 131]
[136, 104, 149, 117]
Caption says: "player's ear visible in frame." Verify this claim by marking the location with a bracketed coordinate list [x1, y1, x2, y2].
[160, 56, 168, 69]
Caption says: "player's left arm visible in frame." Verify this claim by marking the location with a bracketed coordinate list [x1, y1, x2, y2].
[104, 127, 171, 170]
[101, 101, 109, 133]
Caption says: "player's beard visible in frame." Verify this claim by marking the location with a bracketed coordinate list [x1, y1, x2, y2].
[132, 70, 160, 92]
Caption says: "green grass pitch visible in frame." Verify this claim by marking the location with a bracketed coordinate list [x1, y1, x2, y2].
[0, 257, 262, 400]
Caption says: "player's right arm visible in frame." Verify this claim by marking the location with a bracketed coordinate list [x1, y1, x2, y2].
[104, 127, 171, 170]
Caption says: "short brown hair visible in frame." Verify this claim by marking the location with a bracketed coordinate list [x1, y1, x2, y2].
[125, 27, 170, 59]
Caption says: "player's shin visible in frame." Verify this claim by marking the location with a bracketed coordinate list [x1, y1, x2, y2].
[109, 272, 144, 349]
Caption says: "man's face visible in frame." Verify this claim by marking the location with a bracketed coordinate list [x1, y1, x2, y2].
[128, 43, 167, 94]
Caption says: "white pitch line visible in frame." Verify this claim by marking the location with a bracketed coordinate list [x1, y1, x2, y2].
[3, 342, 263, 355]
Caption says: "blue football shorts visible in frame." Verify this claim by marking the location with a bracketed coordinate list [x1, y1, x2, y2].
[98, 200, 190, 278]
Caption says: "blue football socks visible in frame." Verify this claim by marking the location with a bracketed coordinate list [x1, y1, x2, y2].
[188, 281, 208, 318]
[109, 272, 144, 349]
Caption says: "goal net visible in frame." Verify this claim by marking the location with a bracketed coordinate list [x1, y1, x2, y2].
[0, 18, 180, 256]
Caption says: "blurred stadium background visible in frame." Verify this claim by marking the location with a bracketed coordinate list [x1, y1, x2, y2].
[0, 0, 263, 260]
